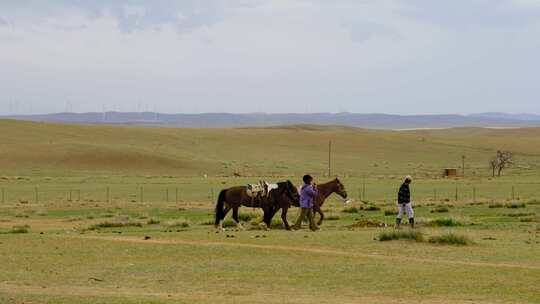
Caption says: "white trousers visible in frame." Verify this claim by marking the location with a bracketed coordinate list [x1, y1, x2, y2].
[397, 203, 414, 219]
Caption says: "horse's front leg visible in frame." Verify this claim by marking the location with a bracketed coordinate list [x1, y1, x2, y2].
[314, 205, 324, 226]
[281, 206, 291, 230]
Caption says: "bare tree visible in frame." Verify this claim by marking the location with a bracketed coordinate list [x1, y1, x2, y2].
[489, 158, 498, 177]
[490, 151, 514, 177]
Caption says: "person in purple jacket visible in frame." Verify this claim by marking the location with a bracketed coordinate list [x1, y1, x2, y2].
[292, 174, 319, 231]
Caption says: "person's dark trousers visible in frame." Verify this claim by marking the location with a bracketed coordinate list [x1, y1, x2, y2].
[293, 208, 318, 231]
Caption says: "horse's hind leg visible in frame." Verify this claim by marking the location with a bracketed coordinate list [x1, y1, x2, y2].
[218, 205, 232, 230]
[232, 207, 244, 230]
[314, 206, 324, 226]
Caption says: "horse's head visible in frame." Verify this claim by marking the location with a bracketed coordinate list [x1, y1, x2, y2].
[283, 180, 300, 203]
[334, 178, 348, 199]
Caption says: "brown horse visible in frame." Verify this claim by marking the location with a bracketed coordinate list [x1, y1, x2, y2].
[215, 180, 299, 230]
[286, 178, 348, 226]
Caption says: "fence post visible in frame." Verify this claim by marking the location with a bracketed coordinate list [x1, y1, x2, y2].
[69, 188, 72, 202]
[166, 188, 169, 202]
[512, 186, 515, 200]
[362, 178, 366, 201]
[106, 187, 110, 203]
[175, 187, 178, 204]
[455, 183, 459, 201]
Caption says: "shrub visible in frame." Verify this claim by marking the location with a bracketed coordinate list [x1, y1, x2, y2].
[349, 219, 387, 228]
[342, 206, 359, 213]
[426, 218, 463, 227]
[363, 205, 380, 211]
[383, 209, 397, 216]
[527, 199, 540, 205]
[520, 217, 538, 223]
[378, 230, 424, 242]
[503, 212, 535, 217]
[489, 203, 504, 209]
[505, 203, 526, 209]
[430, 206, 449, 213]
[90, 221, 143, 229]
[325, 214, 341, 221]
[237, 213, 258, 222]
[10, 225, 30, 234]
[163, 220, 190, 228]
[428, 233, 472, 246]
[147, 218, 161, 225]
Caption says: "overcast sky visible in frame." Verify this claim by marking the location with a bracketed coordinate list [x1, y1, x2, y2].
[1, 0, 539, 115]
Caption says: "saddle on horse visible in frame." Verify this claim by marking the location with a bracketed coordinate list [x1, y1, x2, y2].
[246, 180, 278, 199]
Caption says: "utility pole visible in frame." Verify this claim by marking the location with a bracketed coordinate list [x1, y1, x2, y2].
[328, 141, 332, 178]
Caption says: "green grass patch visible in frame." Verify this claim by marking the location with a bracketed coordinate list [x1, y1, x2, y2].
[428, 233, 473, 246]
[342, 206, 359, 213]
[426, 218, 463, 227]
[9, 225, 30, 234]
[89, 221, 143, 229]
[383, 209, 398, 216]
[163, 219, 190, 228]
[430, 206, 450, 213]
[505, 203, 526, 209]
[362, 205, 381, 211]
[378, 230, 424, 242]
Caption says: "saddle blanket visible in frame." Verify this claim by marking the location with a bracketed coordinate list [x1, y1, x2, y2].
[246, 181, 278, 198]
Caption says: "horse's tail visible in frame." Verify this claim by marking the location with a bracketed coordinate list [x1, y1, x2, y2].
[215, 189, 227, 227]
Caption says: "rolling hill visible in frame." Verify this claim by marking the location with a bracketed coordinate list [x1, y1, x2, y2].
[1, 120, 540, 178]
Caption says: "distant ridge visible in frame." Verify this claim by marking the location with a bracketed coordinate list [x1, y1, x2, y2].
[2, 112, 540, 129]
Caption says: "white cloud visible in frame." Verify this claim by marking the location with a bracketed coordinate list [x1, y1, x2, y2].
[0, 0, 539, 114]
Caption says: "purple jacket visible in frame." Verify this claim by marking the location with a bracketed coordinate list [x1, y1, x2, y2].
[300, 184, 318, 208]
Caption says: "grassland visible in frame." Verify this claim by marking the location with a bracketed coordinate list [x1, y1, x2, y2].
[1, 120, 540, 303]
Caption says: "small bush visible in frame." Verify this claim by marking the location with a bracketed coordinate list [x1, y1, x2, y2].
[430, 206, 449, 213]
[363, 205, 380, 211]
[489, 203, 504, 209]
[90, 221, 143, 229]
[86, 215, 95, 220]
[349, 219, 387, 228]
[237, 213, 258, 222]
[325, 214, 341, 221]
[163, 220, 190, 228]
[342, 206, 359, 213]
[503, 212, 535, 217]
[36, 210, 47, 216]
[426, 218, 463, 227]
[520, 217, 538, 223]
[14, 212, 29, 218]
[147, 218, 161, 225]
[378, 230, 424, 242]
[222, 219, 238, 228]
[428, 233, 472, 246]
[527, 199, 540, 205]
[505, 203, 526, 209]
[10, 225, 30, 234]
[383, 209, 397, 216]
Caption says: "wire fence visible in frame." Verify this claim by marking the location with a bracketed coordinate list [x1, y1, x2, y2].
[0, 180, 539, 205]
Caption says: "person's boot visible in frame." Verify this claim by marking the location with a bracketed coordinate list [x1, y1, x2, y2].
[409, 218, 415, 229]
[395, 218, 402, 229]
